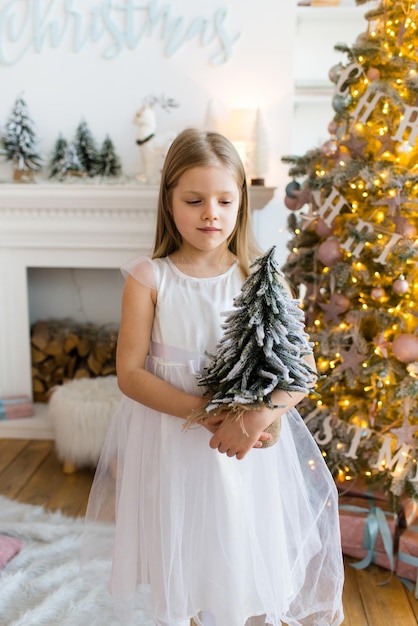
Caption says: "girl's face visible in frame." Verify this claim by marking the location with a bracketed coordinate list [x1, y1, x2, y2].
[171, 165, 240, 254]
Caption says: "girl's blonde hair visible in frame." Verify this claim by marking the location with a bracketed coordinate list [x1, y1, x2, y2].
[153, 127, 261, 276]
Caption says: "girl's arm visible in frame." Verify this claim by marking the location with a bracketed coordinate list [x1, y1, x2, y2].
[209, 272, 317, 459]
[117, 275, 272, 447]
[116, 276, 207, 418]
[208, 352, 316, 460]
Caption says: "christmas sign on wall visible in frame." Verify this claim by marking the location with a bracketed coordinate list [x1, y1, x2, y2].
[0, 1, 240, 66]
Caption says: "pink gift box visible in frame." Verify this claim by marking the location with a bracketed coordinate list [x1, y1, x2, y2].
[339, 495, 398, 572]
[0, 396, 33, 420]
[336, 475, 388, 502]
[396, 525, 418, 588]
[400, 498, 418, 528]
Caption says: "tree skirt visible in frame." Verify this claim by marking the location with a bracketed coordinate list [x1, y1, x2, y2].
[0, 496, 154, 626]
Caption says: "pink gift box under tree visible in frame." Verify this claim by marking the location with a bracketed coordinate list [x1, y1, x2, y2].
[339, 495, 398, 573]
[396, 524, 418, 596]
[336, 475, 388, 502]
[0, 397, 33, 420]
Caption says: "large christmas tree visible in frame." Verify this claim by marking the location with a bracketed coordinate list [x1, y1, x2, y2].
[282, 0, 418, 502]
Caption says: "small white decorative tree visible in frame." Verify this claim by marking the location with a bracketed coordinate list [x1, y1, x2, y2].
[4, 95, 43, 181]
[75, 120, 100, 177]
[50, 135, 84, 179]
[247, 108, 269, 186]
[97, 135, 122, 178]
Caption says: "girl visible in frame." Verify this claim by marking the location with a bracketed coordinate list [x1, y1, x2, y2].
[83, 128, 344, 626]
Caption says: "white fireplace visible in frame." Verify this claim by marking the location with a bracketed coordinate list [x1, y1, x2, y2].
[0, 183, 274, 439]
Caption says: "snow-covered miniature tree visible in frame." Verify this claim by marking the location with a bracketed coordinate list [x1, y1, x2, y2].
[75, 120, 100, 177]
[97, 135, 122, 177]
[50, 135, 83, 179]
[49, 135, 68, 178]
[187, 247, 317, 444]
[4, 95, 43, 181]
[247, 108, 269, 186]
[0, 125, 6, 158]
[60, 143, 83, 177]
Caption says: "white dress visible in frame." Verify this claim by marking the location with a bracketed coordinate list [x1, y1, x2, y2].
[83, 256, 344, 626]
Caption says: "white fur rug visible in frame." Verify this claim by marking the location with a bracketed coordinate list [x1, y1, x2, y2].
[0, 496, 154, 626]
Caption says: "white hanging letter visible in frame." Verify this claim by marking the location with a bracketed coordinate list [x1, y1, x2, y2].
[391, 105, 418, 144]
[351, 87, 384, 124]
[336, 63, 363, 96]
[374, 232, 403, 265]
[345, 424, 371, 459]
[314, 415, 333, 445]
[371, 435, 412, 476]
[317, 187, 349, 227]
[341, 219, 374, 257]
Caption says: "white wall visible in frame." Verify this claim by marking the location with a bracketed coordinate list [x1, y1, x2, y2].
[0, 0, 297, 259]
[0, 1, 367, 325]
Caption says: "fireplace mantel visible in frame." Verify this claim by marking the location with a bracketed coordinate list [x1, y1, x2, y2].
[0, 183, 275, 439]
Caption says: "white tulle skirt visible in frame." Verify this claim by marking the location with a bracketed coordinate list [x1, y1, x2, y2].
[82, 354, 344, 626]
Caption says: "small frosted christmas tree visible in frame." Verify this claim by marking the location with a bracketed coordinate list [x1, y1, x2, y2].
[50, 135, 84, 179]
[50, 135, 68, 178]
[4, 95, 43, 181]
[0, 125, 6, 157]
[75, 120, 100, 177]
[187, 247, 317, 444]
[97, 135, 122, 177]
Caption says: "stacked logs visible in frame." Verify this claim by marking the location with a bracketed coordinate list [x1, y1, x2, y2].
[31, 319, 118, 402]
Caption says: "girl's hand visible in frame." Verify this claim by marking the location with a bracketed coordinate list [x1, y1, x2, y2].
[200, 412, 272, 449]
[208, 409, 276, 459]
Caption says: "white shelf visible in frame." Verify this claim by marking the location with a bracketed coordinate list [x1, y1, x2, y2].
[0, 182, 274, 213]
[296, 5, 369, 21]
[0, 403, 54, 440]
[294, 93, 333, 105]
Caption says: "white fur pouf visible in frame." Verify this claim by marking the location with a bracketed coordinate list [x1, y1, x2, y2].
[48, 376, 121, 471]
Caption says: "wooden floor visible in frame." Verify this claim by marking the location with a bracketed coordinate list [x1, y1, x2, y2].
[0, 439, 417, 626]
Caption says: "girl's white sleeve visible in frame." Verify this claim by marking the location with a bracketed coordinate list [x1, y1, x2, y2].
[120, 256, 159, 290]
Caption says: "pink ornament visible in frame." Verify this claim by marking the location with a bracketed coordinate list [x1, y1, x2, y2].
[328, 63, 343, 84]
[356, 32, 369, 44]
[317, 238, 343, 267]
[393, 277, 409, 295]
[316, 218, 334, 238]
[284, 195, 299, 211]
[337, 152, 351, 164]
[371, 287, 386, 301]
[366, 67, 380, 81]
[328, 120, 338, 135]
[399, 221, 418, 239]
[392, 334, 418, 363]
[333, 293, 350, 312]
[346, 312, 357, 325]
[321, 139, 338, 157]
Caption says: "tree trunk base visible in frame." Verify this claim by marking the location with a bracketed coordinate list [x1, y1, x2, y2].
[13, 169, 33, 183]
